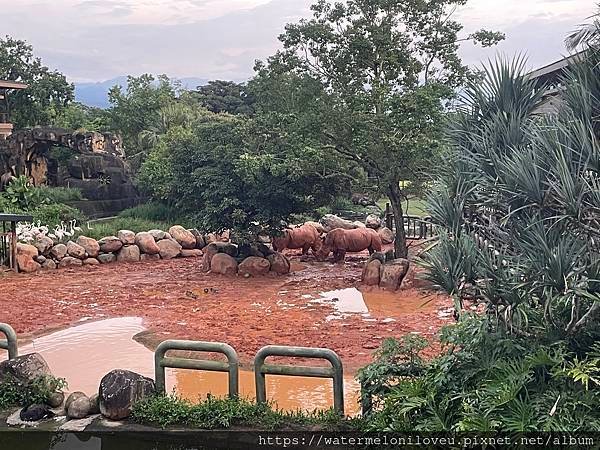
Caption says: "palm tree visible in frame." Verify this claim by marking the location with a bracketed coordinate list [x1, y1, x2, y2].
[566, 4, 600, 50]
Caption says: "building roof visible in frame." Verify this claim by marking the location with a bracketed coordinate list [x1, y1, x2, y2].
[0, 80, 28, 90]
[528, 50, 587, 84]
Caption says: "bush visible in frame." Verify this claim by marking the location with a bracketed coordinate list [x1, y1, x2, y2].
[118, 202, 189, 226]
[0, 375, 67, 411]
[77, 217, 176, 241]
[132, 395, 346, 430]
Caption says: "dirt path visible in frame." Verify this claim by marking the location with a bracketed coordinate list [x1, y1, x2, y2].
[0, 252, 452, 372]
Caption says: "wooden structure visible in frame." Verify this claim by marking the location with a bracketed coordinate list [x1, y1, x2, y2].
[0, 80, 28, 140]
[0, 213, 32, 273]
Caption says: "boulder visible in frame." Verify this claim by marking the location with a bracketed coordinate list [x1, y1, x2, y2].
[208, 242, 238, 257]
[65, 392, 87, 410]
[67, 396, 92, 419]
[66, 241, 86, 259]
[181, 249, 203, 258]
[210, 253, 238, 276]
[239, 257, 270, 277]
[157, 239, 182, 260]
[141, 253, 161, 261]
[59, 257, 83, 268]
[168, 226, 196, 249]
[361, 259, 382, 286]
[89, 393, 100, 414]
[353, 221, 367, 228]
[99, 369, 155, 420]
[0, 353, 51, 384]
[148, 229, 167, 241]
[117, 230, 135, 245]
[98, 236, 123, 253]
[47, 391, 65, 408]
[76, 236, 100, 258]
[36, 255, 47, 264]
[20, 404, 55, 422]
[320, 214, 359, 232]
[98, 253, 117, 264]
[377, 227, 395, 245]
[135, 232, 160, 255]
[83, 258, 100, 266]
[17, 243, 41, 273]
[42, 259, 57, 270]
[365, 214, 382, 229]
[202, 244, 219, 272]
[117, 245, 140, 263]
[33, 236, 54, 255]
[267, 252, 291, 275]
[205, 231, 230, 244]
[379, 259, 410, 291]
[50, 243, 68, 260]
[189, 229, 206, 249]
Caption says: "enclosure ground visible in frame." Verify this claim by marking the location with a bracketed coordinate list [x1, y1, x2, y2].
[0, 250, 452, 371]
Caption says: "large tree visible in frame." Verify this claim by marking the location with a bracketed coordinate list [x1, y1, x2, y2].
[259, 0, 503, 257]
[193, 80, 255, 115]
[0, 36, 74, 128]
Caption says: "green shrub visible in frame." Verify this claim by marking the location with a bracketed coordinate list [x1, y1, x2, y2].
[31, 203, 86, 228]
[34, 186, 84, 203]
[118, 202, 190, 226]
[77, 217, 175, 241]
[132, 395, 345, 430]
[0, 375, 67, 411]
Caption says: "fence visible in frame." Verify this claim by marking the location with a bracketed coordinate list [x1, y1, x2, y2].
[0, 323, 18, 359]
[0, 214, 32, 272]
[384, 207, 434, 240]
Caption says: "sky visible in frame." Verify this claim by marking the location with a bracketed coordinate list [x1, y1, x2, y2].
[0, 0, 594, 83]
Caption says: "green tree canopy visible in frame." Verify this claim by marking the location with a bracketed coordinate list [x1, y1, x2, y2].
[193, 80, 255, 115]
[0, 36, 74, 128]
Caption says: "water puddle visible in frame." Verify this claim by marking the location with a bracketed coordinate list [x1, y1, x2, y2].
[311, 288, 435, 322]
[1, 318, 360, 415]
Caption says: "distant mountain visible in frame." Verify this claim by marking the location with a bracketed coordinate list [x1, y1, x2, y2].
[74, 76, 210, 108]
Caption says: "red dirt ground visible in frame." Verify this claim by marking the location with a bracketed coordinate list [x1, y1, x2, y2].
[0, 250, 452, 372]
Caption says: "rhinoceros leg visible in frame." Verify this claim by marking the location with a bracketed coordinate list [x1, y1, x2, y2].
[333, 249, 346, 263]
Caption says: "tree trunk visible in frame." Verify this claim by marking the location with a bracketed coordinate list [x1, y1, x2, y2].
[388, 183, 408, 259]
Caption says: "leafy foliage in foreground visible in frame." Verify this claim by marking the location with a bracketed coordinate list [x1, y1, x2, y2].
[132, 395, 347, 430]
[359, 320, 600, 432]
[0, 375, 66, 411]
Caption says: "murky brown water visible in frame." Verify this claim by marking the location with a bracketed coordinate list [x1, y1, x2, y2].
[3, 317, 361, 416]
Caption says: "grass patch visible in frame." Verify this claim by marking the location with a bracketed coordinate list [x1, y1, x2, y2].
[0, 376, 67, 411]
[132, 395, 352, 431]
[376, 197, 428, 217]
[77, 217, 175, 241]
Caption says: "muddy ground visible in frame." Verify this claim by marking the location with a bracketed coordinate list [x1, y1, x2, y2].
[0, 250, 452, 372]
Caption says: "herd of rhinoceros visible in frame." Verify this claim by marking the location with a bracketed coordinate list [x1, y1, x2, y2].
[272, 214, 391, 263]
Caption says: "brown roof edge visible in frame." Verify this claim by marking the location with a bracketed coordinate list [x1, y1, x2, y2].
[0, 80, 28, 90]
[528, 49, 588, 79]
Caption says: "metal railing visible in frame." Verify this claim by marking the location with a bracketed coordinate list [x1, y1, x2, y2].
[0, 323, 18, 359]
[154, 340, 239, 397]
[254, 345, 345, 415]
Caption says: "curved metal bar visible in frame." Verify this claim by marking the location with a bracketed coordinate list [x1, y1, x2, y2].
[0, 323, 18, 359]
[154, 340, 239, 398]
[254, 345, 344, 415]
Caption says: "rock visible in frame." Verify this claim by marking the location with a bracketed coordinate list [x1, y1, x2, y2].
[379, 259, 410, 291]
[210, 242, 238, 257]
[117, 245, 140, 263]
[98, 253, 117, 264]
[205, 231, 230, 244]
[320, 214, 359, 232]
[304, 221, 326, 235]
[47, 391, 65, 408]
[377, 227, 395, 245]
[148, 229, 167, 241]
[0, 353, 51, 384]
[353, 221, 366, 228]
[188, 229, 206, 249]
[365, 214, 382, 229]
[33, 236, 54, 255]
[83, 258, 100, 266]
[65, 392, 87, 410]
[117, 230, 135, 245]
[257, 233, 273, 244]
[168, 226, 196, 249]
[66, 241, 86, 259]
[141, 253, 161, 261]
[20, 404, 55, 422]
[98, 236, 123, 253]
[202, 244, 218, 272]
[59, 256, 83, 267]
[50, 243, 68, 260]
[17, 243, 41, 273]
[181, 249, 203, 258]
[361, 259, 382, 286]
[157, 239, 182, 260]
[67, 396, 92, 419]
[268, 252, 291, 275]
[98, 369, 155, 420]
[89, 393, 100, 414]
[36, 255, 47, 264]
[42, 259, 57, 270]
[210, 253, 238, 276]
[368, 252, 387, 265]
[135, 232, 160, 255]
[239, 257, 270, 277]
[76, 236, 100, 258]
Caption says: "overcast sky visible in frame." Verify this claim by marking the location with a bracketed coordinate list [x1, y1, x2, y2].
[0, 0, 593, 83]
